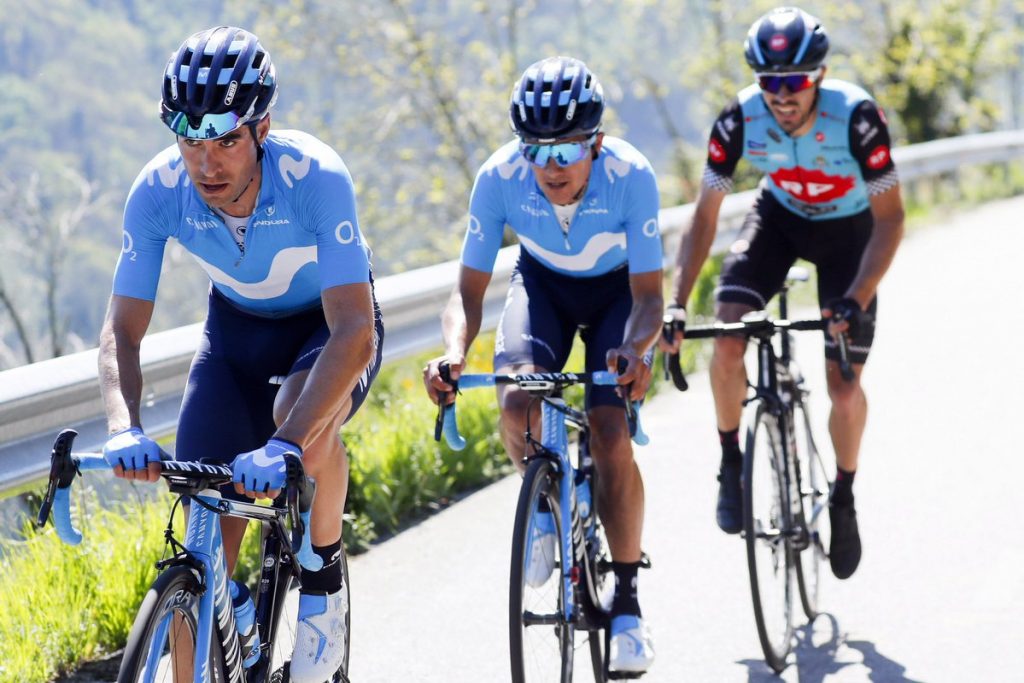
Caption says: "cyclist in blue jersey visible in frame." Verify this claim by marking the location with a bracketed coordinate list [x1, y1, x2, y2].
[97, 27, 382, 682]
[423, 56, 662, 675]
[662, 7, 905, 580]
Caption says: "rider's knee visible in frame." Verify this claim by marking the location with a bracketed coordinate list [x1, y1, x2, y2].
[589, 417, 631, 465]
[827, 374, 865, 413]
[712, 335, 746, 367]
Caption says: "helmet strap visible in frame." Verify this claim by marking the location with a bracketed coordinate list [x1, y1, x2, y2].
[248, 122, 265, 162]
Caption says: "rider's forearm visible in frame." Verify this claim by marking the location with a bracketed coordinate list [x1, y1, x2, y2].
[98, 322, 144, 433]
[621, 292, 664, 357]
[671, 217, 717, 307]
[846, 214, 904, 308]
[441, 288, 482, 360]
[274, 320, 376, 448]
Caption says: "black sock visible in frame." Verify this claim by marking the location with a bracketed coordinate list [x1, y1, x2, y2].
[832, 467, 856, 507]
[301, 537, 343, 594]
[719, 428, 742, 464]
[611, 561, 641, 617]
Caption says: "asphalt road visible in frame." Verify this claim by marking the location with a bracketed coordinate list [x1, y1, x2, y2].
[343, 196, 1024, 682]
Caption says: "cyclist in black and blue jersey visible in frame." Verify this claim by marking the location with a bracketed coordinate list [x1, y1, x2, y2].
[423, 56, 662, 675]
[97, 27, 382, 682]
[662, 7, 905, 580]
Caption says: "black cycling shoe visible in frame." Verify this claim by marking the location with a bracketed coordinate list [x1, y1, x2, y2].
[716, 459, 743, 534]
[829, 502, 862, 579]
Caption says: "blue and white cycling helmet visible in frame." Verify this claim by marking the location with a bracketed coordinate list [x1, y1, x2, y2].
[160, 26, 277, 140]
[509, 56, 604, 143]
[744, 7, 829, 73]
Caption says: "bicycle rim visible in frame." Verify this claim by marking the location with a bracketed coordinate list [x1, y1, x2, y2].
[583, 526, 611, 683]
[118, 565, 226, 683]
[793, 399, 832, 619]
[743, 403, 795, 673]
[510, 458, 574, 683]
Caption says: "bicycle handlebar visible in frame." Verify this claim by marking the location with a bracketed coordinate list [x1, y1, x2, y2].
[660, 316, 855, 389]
[36, 429, 321, 571]
[434, 369, 649, 451]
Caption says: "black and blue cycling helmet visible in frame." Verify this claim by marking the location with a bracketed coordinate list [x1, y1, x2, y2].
[509, 57, 604, 142]
[160, 26, 277, 140]
[744, 7, 829, 73]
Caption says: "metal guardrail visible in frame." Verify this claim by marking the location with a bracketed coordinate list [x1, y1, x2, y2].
[2, 130, 1023, 495]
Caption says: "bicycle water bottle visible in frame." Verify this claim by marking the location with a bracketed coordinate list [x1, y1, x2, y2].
[229, 580, 261, 668]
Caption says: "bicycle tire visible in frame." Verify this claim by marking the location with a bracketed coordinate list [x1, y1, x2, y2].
[267, 546, 352, 682]
[510, 457, 573, 683]
[743, 400, 795, 674]
[117, 565, 231, 683]
[581, 462, 610, 683]
[792, 396, 832, 620]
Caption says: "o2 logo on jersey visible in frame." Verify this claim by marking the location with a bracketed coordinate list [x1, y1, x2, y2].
[467, 214, 484, 242]
[335, 220, 359, 245]
[121, 231, 137, 261]
[708, 139, 727, 163]
[769, 167, 855, 203]
[642, 218, 658, 238]
[867, 145, 891, 170]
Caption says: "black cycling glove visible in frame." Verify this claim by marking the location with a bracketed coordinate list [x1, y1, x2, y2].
[825, 297, 872, 338]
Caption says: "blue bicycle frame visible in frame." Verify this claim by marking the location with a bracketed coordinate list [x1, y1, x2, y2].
[440, 371, 648, 626]
[47, 453, 321, 683]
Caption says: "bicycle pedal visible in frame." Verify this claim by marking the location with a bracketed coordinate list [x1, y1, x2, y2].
[607, 670, 646, 680]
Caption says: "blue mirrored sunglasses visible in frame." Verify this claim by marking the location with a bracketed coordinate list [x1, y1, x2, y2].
[755, 68, 822, 94]
[520, 135, 597, 168]
[161, 105, 248, 140]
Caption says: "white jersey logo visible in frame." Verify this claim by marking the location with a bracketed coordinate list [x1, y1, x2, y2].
[279, 153, 312, 188]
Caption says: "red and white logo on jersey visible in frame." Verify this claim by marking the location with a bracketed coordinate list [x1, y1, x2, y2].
[708, 139, 727, 163]
[769, 167, 856, 203]
[867, 145, 890, 170]
[769, 33, 788, 51]
[815, 132, 825, 142]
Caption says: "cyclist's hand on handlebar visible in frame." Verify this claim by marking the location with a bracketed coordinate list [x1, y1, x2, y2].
[422, 354, 463, 405]
[823, 297, 871, 342]
[232, 438, 302, 500]
[658, 304, 687, 354]
[606, 348, 653, 402]
[103, 427, 162, 483]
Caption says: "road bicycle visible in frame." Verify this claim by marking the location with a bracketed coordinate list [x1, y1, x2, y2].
[36, 428, 350, 683]
[663, 268, 846, 672]
[435, 369, 649, 682]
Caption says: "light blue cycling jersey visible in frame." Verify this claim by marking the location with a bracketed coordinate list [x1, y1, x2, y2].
[114, 130, 371, 317]
[461, 136, 662, 277]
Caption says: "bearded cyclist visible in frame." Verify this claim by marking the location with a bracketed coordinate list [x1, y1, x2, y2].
[98, 26, 383, 682]
[662, 7, 904, 580]
[423, 57, 663, 674]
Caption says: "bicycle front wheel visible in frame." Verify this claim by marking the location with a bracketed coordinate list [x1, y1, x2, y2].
[743, 401, 795, 673]
[793, 397, 832, 619]
[118, 565, 226, 683]
[510, 458, 573, 683]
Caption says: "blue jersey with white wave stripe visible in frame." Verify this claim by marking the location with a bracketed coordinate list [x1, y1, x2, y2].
[115, 130, 371, 317]
[462, 136, 662, 277]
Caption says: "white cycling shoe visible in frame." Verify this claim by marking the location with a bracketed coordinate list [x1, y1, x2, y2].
[289, 587, 348, 683]
[608, 614, 655, 676]
[523, 509, 557, 588]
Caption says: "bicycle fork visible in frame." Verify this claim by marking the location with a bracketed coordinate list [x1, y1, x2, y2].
[541, 399, 581, 624]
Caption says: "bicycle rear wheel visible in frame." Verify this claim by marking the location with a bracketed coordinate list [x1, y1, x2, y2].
[793, 397, 832, 619]
[743, 401, 795, 673]
[510, 458, 573, 683]
[118, 565, 227, 683]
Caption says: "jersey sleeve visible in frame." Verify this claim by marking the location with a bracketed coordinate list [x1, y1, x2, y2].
[701, 98, 745, 193]
[848, 100, 899, 196]
[301, 147, 372, 289]
[623, 161, 664, 274]
[112, 175, 173, 301]
[460, 167, 507, 273]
